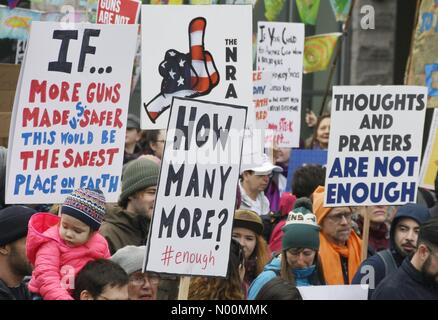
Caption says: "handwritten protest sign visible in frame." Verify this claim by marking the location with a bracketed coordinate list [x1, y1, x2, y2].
[420, 109, 438, 190]
[141, 5, 252, 130]
[253, 71, 272, 153]
[144, 97, 247, 277]
[96, 0, 140, 24]
[256, 22, 304, 148]
[324, 86, 427, 207]
[6, 22, 137, 204]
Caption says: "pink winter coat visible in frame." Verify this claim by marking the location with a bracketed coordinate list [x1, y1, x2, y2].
[26, 212, 111, 300]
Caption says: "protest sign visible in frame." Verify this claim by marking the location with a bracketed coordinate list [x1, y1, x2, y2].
[141, 5, 252, 131]
[6, 22, 137, 204]
[256, 21, 304, 148]
[324, 86, 427, 207]
[96, 0, 140, 24]
[419, 108, 438, 190]
[406, 0, 438, 108]
[286, 149, 327, 193]
[144, 97, 247, 277]
[298, 285, 368, 300]
[253, 71, 272, 151]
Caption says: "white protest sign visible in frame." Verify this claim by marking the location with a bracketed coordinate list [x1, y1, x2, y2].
[6, 22, 138, 204]
[256, 21, 304, 148]
[144, 97, 247, 277]
[324, 86, 428, 207]
[298, 285, 369, 300]
[253, 70, 273, 149]
[141, 5, 253, 131]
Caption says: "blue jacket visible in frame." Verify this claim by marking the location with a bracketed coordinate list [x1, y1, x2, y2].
[352, 203, 430, 297]
[372, 258, 438, 300]
[247, 256, 318, 300]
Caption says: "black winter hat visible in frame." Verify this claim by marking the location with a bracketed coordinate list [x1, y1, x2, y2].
[0, 205, 36, 246]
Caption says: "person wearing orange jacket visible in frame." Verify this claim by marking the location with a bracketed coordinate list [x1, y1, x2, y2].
[312, 186, 362, 285]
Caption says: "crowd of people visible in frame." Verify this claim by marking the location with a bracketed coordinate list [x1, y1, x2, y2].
[0, 111, 437, 301]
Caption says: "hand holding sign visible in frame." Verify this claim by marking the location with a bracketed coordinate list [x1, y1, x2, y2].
[144, 17, 220, 123]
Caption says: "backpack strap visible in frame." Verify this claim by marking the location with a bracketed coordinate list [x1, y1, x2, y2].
[376, 249, 398, 276]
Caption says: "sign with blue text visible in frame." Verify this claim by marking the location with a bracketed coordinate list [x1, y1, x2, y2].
[6, 22, 137, 204]
[144, 97, 247, 277]
[324, 86, 428, 207]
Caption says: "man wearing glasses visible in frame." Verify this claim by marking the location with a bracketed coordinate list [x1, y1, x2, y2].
[239, 154, 283, 217]
[312, 186, 363, 285]
[372, 218, 438, 300]
[111, 245, 160, 300]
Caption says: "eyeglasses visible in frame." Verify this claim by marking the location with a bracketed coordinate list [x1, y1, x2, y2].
[326, 211, 352, 223]
[129, 273, 160, 286]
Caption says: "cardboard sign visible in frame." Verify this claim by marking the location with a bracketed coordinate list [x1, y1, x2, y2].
[324, 86, 428, 207]
[96, 0, 140, 24]
[6, 22, 137, 204]
[256, 22, 304, 148]
[144, 97, 247, 277]
[285, 149, 327, 193]
[420, 109, 438, 190]
[141, 5, 253, 131]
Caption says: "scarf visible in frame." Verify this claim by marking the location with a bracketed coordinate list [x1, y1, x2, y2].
[319, 231, 362, 285]
[293, 265, 316, 287]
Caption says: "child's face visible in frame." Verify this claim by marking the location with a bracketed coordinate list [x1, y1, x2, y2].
[59, 214, 92, 247]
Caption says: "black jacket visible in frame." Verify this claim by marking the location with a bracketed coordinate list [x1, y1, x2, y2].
[371, 258, 438, 300]
[352, 204, 430, 296]
[0, 279, 31, 300]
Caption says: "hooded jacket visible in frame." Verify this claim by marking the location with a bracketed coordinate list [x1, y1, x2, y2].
[352, 203, 430, 296]
[99, 205, 150, 255]
[247, 255, 321, 300]
[26, 213, 110, 300]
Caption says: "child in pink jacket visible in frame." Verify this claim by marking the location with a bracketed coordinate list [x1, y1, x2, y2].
[26, 188, 111, 300]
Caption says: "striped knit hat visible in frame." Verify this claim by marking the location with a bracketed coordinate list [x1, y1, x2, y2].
[61, 188, 106, 230]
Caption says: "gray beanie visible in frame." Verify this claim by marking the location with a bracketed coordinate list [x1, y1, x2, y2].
[111, 245, 146, 275]
[118, 158, 159, 206]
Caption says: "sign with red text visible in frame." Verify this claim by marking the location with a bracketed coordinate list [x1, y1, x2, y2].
[141, 5, 252, 131]
[6, 22, 137, 204]
[256, 22, 304, 148]
[97, 0, 140, 24]
[144, 97, 247, 277]
[253, 70, 273, 148]
[324, 86, 427, 207]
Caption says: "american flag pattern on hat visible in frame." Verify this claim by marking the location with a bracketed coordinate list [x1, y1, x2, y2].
[144, 17, 220, 123]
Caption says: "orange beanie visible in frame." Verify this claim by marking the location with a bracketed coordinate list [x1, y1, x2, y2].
[312, 186, 331, 224]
